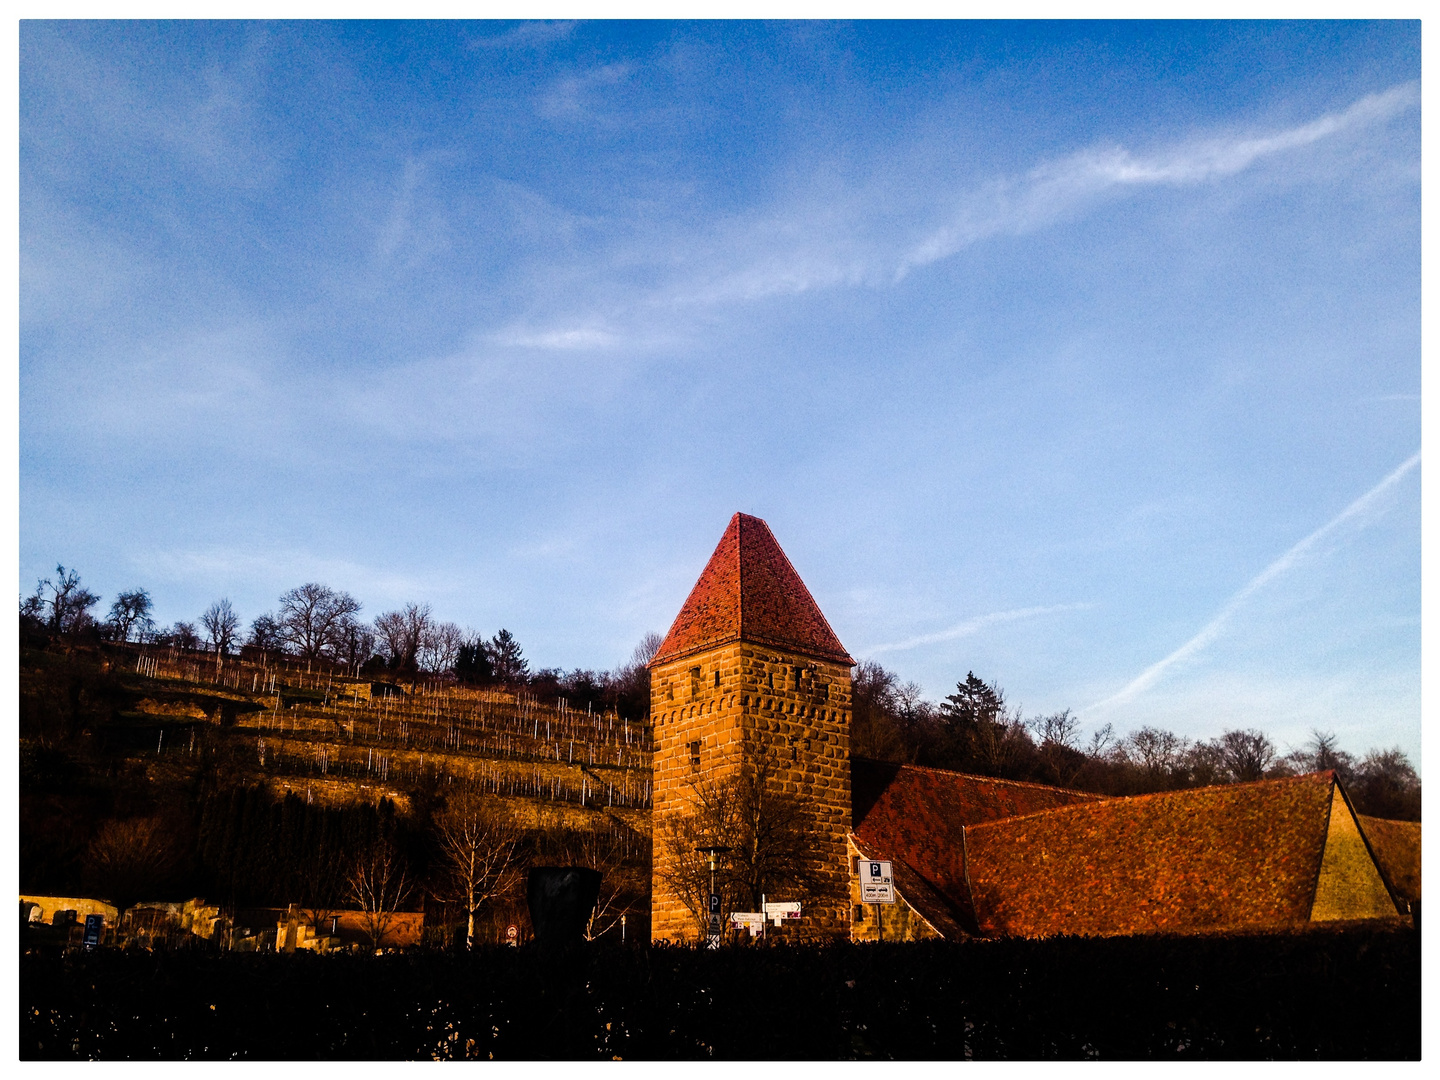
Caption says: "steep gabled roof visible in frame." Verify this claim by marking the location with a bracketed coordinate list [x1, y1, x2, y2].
[850, 759, 1105, 936]
[650, 513, 854, 667]
[963, 772, 1346, 938]
[1358, 815, 1421, 904]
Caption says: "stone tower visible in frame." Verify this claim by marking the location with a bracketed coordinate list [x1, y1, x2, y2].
[648, 513, 854, 943]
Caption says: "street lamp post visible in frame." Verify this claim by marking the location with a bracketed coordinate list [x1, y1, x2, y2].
[696, 845, 731, 948]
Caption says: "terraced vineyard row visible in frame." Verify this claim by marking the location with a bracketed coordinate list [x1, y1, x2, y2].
[122, 646, 656, 813]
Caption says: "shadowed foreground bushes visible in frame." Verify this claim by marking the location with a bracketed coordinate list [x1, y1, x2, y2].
[22, 926, 1417, 1060]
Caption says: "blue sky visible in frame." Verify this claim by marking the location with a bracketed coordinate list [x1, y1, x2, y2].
[20, 20, 1420, 761]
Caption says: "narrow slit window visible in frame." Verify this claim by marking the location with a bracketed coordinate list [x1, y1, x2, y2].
[690, 740, 701, 770]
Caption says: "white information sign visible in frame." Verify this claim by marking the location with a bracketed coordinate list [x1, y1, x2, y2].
[729, 912, 765, 937]
[763, 901, 802, 925]
[860, 860, 895, 904]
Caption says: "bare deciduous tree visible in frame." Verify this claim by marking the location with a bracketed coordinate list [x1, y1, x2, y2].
[629, 631, 663, 668]
[1030, 709, 1086, 785]
[1350, 747, 1421, 820]
[1033, 709, 1080, 752]
[347, 838, 413, 951]
[969, 706, 1032, 778]
[168, 621, 199, 652]
[1124, 726, 1189, 782]
[334, 616, 376, 677]
[26, 565, 100, 635]
[418, 620, 465, 675]
[1183, 739, 1229, 788]
[1086, 722, 1116, 759]
[432, 794, 520, 949]
[1217, 728, 1276, 783]
[200, 599, 240, 668]
[657, 751, 823, 936]
[374, 602, 431, 676]
[278, 583, 362, 667]
[107, 588, 154, 642]
[85, 816, 182, 915]
[1280, 730, 1357, 782]
[247, 613, 283, 659]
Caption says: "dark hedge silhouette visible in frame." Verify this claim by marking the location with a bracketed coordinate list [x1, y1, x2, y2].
[21, 926, 1417, 1060]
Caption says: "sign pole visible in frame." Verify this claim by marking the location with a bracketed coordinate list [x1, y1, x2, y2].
[875, 902, 882, 942]
[697, 845, 731, 949]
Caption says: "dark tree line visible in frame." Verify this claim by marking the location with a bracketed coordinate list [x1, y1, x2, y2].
[852, 661, 1421, 820]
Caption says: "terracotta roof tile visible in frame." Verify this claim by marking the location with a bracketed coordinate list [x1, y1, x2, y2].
[1358, 815, 1421, 903]
[964, 772, 1340, 938]
[850, 759, 1104, 934]
[650, 513, 853, 667]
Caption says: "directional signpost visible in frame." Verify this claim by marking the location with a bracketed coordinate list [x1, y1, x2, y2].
[860, 860, 895, 942]
[763, 901, 802, 926]
[728, 912, 765, 937]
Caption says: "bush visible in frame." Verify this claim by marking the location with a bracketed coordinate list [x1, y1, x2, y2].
[21, 925, 1418, 1060]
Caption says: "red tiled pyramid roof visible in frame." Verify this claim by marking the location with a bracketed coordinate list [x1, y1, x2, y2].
[963, 772, 1341, 938]
[850, 759, 1104, 934]
[650, 513, 854, 667]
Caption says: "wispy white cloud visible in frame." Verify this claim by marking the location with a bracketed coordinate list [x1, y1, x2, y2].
[1082, 450, 1421, 718]
[22, 23, 277, 190]
[546, 81, 1419, 331]
[469, 21, 577, 51]
[375, 159, 424, 264]
[538, 63, 631, 119]
[492, 325, 618, 350]
[863, 603, 1091, 656]
[895, 81, 1419, 278]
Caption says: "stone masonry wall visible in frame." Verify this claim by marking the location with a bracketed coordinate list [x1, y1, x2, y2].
[650, 643, 852, 943]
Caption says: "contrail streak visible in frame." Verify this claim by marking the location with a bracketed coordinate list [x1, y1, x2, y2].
[1083, 451, 1420, 717]
[864, 603, 1090, 657]
[896, 81, 1418, 278]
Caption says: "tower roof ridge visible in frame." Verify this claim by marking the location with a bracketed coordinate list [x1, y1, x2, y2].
[650, 512, 854, 667]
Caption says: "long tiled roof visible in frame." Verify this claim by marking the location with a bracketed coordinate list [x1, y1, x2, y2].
[650, 513, 854, 667]
[850, 759, 1104, 935]
[963, 772, 1340, 938]
[1359, 815, 1421, 903]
